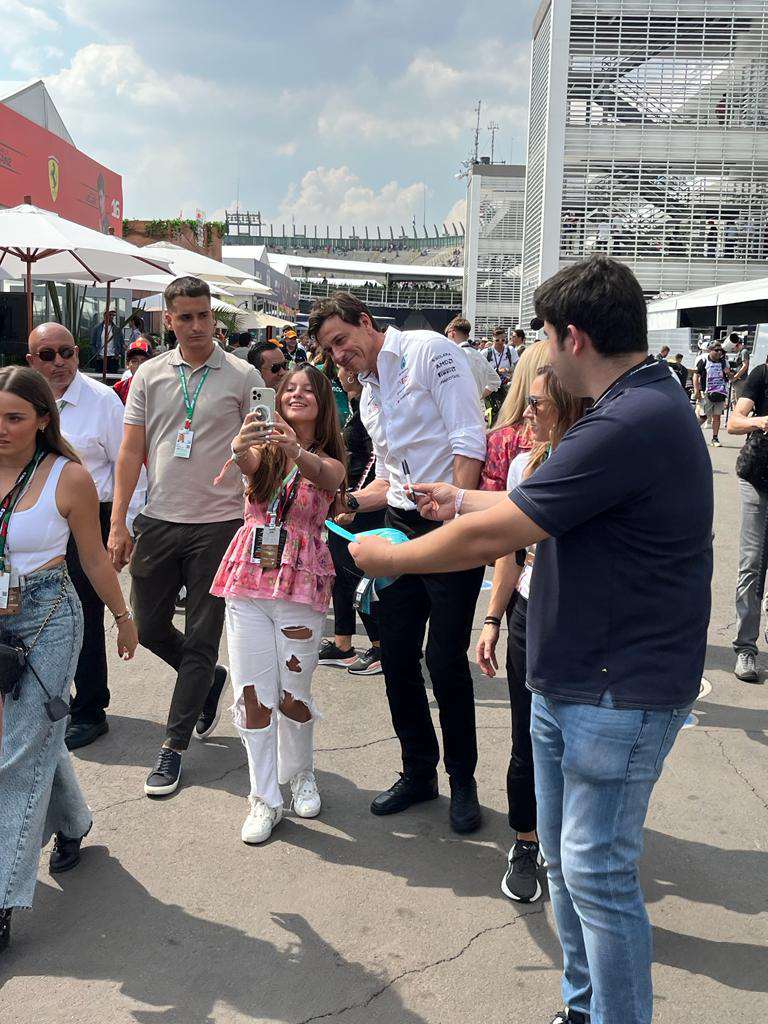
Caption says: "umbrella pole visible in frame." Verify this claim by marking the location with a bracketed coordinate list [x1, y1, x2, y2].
[25, 259, 32, 340]
[102, 280, 111, 383]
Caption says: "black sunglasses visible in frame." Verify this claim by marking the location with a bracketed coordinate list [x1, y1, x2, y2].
[526, 395, 548, 411]
[266, 362, 288, 373]
[36, 346, 76, 362]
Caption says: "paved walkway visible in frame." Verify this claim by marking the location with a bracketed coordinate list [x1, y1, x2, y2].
[1, 433, 767, 1022]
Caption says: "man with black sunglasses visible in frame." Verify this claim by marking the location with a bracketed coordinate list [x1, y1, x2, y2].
[27, 323, 126, 750]
[248, 341, 288, 384]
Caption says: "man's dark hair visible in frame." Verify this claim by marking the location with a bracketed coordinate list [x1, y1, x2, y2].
[533, 256, 647, 356]
[513, 329, 526, 342]
[446, 316, 471, 338]
[493, 326, 507, 339]
[234, 332, 252, 348]
[307, 291, 378, 340]
[729, 332, 742, 345]
[164, 275, 211, 310]
[248, 340, 280, 371]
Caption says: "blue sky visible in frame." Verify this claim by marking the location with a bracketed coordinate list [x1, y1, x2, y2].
[2, 0, 539, 230]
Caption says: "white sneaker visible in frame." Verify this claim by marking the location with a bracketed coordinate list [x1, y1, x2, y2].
[290, 770, 321, 818]
[241, 798, 283, 844]
[735, 651, 759, 682]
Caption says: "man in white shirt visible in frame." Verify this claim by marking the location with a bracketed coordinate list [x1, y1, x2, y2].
[309, 293, 487, 834]
[91, 310, 123, 374]
[28, 323, 126, 750]
[486, 326, 519, 421]
[445, 316, 501, 402]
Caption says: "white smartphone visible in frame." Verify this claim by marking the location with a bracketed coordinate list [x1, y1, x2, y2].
[250, 387, 276, 428]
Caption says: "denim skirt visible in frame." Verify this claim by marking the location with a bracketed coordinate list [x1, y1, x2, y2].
[0, 565, 91, 909]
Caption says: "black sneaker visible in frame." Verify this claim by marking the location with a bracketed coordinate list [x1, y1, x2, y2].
[194, 665, 228, 740]
[549, 1011, 588, 1024]
[0, 909, 11, 954]
[144, 747, 182, 796]
[318, 639, 357, 668]
[347, 647, 383, 676]
[449, 777, 482, 833]
[501, 840, 542, 902]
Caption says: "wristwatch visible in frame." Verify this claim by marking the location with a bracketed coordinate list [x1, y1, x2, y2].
[346, 494, 360, 511]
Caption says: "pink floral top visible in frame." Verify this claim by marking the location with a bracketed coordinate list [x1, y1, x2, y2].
[479, 423, 533, 491]
[211, 477, 336, 612]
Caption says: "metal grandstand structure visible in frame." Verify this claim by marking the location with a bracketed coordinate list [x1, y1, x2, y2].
[463, 162, 526, 335]
[224, 213, 464, 255]
[520, 0, 768, 325]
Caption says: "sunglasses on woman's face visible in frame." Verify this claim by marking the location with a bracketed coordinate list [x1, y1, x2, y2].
[526, 395, 548, 412]
[36, 346, 76, 362]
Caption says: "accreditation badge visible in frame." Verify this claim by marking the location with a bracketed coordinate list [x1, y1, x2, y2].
[0, 567, 21, 615]
[174, 428, 194, 459]
[250, 524, 285, 570]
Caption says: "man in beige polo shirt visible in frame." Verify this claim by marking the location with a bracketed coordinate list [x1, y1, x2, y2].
[109, 276, 263, 797]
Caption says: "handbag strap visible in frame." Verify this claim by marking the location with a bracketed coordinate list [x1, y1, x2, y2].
[26, 576, 66, 656]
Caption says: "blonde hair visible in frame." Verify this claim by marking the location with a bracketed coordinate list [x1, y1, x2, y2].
[492, 340, 551, 432]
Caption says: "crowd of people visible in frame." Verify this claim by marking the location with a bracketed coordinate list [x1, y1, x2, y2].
[0, 253, 735, 1024]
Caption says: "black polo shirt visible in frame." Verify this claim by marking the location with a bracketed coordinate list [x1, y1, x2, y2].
[510, 359, 713, 710]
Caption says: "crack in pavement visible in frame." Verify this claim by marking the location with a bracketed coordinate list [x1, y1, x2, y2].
[316, 735, 397, 753]
[702, 729, 768, 814]
[90, 757, 249, 815]
[296, 904, 547, 1024]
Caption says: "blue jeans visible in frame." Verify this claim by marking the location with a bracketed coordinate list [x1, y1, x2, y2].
[0, 566, 90, 909]
[530, 692, 691, 1024]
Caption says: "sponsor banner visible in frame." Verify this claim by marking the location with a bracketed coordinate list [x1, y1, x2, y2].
[0, 102, 122, 233]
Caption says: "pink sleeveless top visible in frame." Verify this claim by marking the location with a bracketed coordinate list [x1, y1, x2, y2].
[210, 477, 336, 612]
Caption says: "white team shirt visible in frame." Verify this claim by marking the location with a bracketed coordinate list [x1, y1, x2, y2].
[486, 344, 519, 375]
[360, 326, 487, 511]
[57, 372, 125, 502]
[459, 342, 501, 396]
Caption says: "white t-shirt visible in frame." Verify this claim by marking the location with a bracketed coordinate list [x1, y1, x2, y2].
[507, 451, 534, 600]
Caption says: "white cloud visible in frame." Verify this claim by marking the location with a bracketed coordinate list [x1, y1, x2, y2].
[275, 141, 298, 157]
[444, 198, 467, 227]
[269, 166, 428, 233]
[0, 0, 60, 74]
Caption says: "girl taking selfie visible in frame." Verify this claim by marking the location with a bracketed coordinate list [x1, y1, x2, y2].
[212, 365, 345, 845]
[0, 367, 138, 954]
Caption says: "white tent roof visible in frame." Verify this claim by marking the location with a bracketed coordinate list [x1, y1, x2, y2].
[647, 275, 768, 313]
[223, 247, 463, 282]
[138, 241, 253, 285]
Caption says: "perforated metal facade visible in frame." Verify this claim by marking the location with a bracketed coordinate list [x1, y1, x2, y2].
[521, 0, 768, 324]
[463, 163, 526, 336]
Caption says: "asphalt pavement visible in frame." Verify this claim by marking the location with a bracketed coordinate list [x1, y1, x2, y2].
[1, 430, 767, 1023]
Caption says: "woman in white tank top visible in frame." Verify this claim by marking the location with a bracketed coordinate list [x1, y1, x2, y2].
[0, 366, 138, 956]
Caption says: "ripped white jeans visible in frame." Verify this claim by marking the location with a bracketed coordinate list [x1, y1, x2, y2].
[225, 596, 325, 809]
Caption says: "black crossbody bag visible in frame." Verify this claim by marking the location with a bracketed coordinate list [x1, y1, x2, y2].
[0, 580, 69, 721]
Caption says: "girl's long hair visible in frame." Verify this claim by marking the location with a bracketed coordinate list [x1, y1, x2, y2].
[0, 366, 81, 463]
[492, 340, 551, 432]
[247, 364, 346, 504]
[525, 365, 590, 477]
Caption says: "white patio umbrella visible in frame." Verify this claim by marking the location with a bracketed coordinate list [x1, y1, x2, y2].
[0, 200, 173, 336]
[250, 311, 295, 330]
[137, 241, 253, 286]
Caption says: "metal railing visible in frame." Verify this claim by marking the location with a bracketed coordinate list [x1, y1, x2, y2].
[298, 280, 462, 309]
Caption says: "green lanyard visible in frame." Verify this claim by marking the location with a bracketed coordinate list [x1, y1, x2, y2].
[177, 365, 211, 429]
[0, 446, 46, 569]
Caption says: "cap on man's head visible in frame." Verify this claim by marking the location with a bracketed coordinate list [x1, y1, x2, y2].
[284, 329, 298, 340]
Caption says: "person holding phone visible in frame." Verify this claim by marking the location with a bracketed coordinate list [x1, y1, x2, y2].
[211, 365, 345, 845]
[0, 366, 137, 955]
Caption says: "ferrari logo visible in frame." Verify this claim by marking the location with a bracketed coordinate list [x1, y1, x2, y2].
[48, 156, 60, 202]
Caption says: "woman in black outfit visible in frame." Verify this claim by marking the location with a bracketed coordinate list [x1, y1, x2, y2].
[476, 366, 587, 904]
[318, 370, 385, 676]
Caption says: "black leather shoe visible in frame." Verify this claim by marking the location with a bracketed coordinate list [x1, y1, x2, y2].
[370, 773, 439, 816]
[0, 909, 11, 954]
[449, 777, 482, 834]
[194, 665, 228, 740]
[65, 719, 108, 751]
[49, 829, 87, 874]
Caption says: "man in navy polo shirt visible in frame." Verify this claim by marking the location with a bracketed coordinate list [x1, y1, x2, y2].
[350, 256, 713, 1024]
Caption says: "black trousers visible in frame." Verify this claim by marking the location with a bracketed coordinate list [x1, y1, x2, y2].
[68, 501, 112, 725]
[327, 508, 384, 642]
[377, 506, 483, 781]
[129, 515, 241, 749]
[505, 594, 537, 834]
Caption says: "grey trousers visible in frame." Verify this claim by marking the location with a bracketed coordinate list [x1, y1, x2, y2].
[733, 480, 768, 656]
